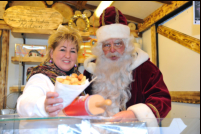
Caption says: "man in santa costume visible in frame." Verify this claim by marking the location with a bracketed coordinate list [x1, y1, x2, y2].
[84, 6, 171, 132]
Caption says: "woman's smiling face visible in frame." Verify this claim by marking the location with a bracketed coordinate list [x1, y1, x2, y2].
[50, 40, 77, 72]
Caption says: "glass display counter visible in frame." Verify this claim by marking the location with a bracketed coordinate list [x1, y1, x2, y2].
[0, 114, 200, 134]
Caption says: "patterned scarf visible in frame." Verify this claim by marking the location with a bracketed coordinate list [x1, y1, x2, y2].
[26, 62, 80, 85]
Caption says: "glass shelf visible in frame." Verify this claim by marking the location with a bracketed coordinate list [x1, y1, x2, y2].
[0, 114, 200, 134]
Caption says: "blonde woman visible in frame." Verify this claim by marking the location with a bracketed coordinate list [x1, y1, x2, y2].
[17, 25, 82, 117]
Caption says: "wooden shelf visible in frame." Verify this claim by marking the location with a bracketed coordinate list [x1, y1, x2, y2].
[9, 85, 25, 93]
[11, 56, 45, 63]
[11, 28, 55, 39]
[12, 56, 86, 64]
[11, 28, 90, 39]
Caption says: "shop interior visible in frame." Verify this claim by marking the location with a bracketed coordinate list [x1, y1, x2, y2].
[0, 1, 200, 133]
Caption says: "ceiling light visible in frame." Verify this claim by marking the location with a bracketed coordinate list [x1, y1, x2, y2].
[94, 1, 114, 18]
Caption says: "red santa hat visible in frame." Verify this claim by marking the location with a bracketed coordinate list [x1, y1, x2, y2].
[96, 6, 130, 43]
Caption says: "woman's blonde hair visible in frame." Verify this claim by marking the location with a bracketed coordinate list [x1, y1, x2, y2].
[43, 25, 82, 64]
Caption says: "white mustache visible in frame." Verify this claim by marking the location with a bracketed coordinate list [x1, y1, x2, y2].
[105, 52, 121, 58]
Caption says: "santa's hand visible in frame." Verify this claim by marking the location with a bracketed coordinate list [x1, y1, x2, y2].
[110, 110, 137, 122]
[45, 92, 63, 117]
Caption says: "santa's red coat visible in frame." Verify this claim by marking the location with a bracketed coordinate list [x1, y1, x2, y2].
[84, 59, 171, 119]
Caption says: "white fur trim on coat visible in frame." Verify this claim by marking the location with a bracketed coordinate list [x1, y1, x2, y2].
[127, 47, 149, 71]
[127, 103, 159, 134]
[84, 48, 149, 74]
[84, 55, 97, 74]
[96, 24, 130, 43]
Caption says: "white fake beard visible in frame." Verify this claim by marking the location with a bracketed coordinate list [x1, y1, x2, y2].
[92, 51, 134, 117]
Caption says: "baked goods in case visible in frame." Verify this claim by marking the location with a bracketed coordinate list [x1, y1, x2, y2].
[56, 73, 86, 85]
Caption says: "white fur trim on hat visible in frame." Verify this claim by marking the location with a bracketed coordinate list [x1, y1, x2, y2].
[96, 24, 130, 43]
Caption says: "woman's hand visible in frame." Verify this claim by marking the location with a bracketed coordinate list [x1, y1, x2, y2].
[110, 110, 137, 122]
[45, 92, 63, 117]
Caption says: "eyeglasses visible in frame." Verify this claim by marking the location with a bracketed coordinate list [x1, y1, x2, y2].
[102, 40, 124, 50]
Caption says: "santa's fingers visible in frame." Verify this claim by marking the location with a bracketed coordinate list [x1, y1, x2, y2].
[110, 116, 133, 122]
[110, 111, 137, 122]
[109, 116, 122, 122]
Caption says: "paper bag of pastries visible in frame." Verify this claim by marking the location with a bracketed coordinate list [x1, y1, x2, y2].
[54, 73, 90, 108]
[56, 73, 86, 85]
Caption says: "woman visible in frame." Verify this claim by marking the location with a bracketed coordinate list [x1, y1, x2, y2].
[17, 25, 82, 117]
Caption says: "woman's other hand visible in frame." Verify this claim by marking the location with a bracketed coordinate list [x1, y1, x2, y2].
[45, 92, 63, 117]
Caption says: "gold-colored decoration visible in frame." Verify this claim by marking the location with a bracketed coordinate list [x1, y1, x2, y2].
[157, 25, 200, 54]
[88, 27, 98, 36]
[3, 6, 63, 30]
[68, 14, 90, 32]
[52, 2, 73, 24]
[46, 1, 53, 6]
[138, 1, 189, 32]
[151, 25, 157, 66]
[89, 15, 99, 27]
[128, 22, 136, 30]
[83, 10, 91, 18]
[90, 38, 97, 46]
[75, 10, 82, 16]
[76, 18, 86, 31]
[170, 91, 200, 104]
[78, 39, 96, 63]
